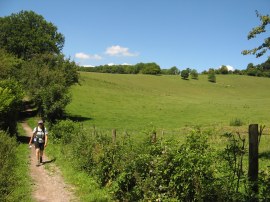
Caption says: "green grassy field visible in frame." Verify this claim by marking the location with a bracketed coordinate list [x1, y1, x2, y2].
[67, 72, 270, 133]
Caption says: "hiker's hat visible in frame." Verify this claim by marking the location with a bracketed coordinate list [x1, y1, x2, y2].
[38, 120, 43, 124]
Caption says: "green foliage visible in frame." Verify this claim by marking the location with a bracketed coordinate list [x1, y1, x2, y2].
[19, 54, 78, 122]
[0, 80, 24, 134]
[0, 49, 22, 80]
[0, 10, 64, 59]
[48, 119, 270, 201]
[80, 62, 162, 75]
[40, 84, 71, 122]
[161, 66, 180, 75]
[230, 118, 244, 126]
[208, 70, 216, 83]
[0, 131, 18, 201]
[242, 11, 270, 58]
[219, 132, 247, 200]
[259, 170, 270, 200]
[140, 62, 161, 75]
[180, 69, 189, 79]
[190, 69, 199, 79]
[220, 65, 229, 74]
[50, 119, 81, 144]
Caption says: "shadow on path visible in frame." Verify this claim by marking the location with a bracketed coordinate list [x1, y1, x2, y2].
[42, 158, 56, 165]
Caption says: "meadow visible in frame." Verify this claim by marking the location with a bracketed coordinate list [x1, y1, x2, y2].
[67, 72, 270, 132]
[56, 72, 270, 200]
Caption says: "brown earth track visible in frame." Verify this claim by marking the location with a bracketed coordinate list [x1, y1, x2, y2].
[21, 122, 78, 202]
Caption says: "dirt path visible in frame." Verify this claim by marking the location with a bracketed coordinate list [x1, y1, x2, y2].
[21, 122, 78, 202]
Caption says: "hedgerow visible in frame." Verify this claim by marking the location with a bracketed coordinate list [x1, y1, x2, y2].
[50, 121, 270, 201]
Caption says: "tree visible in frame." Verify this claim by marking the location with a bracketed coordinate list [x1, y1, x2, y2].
[0, 11, 64, 59]
[0, 80, 24, 134]
[19, 53, 79, 122]
[220, 65, 229, 74]
[190, 69, 199, 79]
[242, 11, 270, 58]
[181, 69, 189, 79]
[168, 66, 180, 75]
[0, 49, 22, 79]
[140, 63, 161, 75]
[208, 70, 216, 83]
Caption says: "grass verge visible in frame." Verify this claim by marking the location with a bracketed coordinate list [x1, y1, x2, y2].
[46, 144, 112, 202]
[7, 123, 33, 202]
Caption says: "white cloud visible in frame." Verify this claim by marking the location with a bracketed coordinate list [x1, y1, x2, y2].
[82, 64, 95, 67]
[105, 63, 132, 66]
[121, 63, 132, 66]
[75, 52, 90, 59]
[226, 65, 234, 71]
[105, 45, 138, 57]
[75, 52, 102, 60]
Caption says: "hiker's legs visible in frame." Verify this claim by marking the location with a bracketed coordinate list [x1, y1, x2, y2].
[40, 150, 43, 163]
[36, 148, 40, 164]
[39, 143, 45, 163]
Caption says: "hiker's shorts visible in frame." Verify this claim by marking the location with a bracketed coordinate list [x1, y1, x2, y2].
[35, 142, 45, 151]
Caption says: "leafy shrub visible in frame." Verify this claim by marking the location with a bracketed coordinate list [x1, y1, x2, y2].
[19, 54, 78, 122]
[50, 119, 81, 144]
[220, 65, 229, 74]
[181, 69, 189, 79]
[48, 123, 270, 201]
[208, 72, 216, 83]
[140, 63, 161, 75]
[0, 131, 18, 201]
[259, 170, 270, 200]
[190, 69, 199, 79]
[230, 118, 244, 126]
[0, 80, 24, 135]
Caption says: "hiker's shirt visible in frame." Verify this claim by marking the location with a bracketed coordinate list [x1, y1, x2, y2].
[33, 127, 48, 143]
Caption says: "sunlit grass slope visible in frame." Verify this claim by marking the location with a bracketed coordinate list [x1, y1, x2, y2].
[66, 72, 270, 131]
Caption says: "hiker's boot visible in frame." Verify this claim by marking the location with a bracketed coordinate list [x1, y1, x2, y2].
[40, 156, 43, 164]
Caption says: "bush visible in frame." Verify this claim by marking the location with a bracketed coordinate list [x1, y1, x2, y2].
[190, 69, 199, 79]
[0, 131, 18, 201]
[19, 54, 78, 122]
[48, 123, 270, 201]
[230, 118, 244, 126]
[208, 72, 216, 83]
[0, 80, 24, 135]
[181, 69, 189, 79]
[140, 63, 161, 75]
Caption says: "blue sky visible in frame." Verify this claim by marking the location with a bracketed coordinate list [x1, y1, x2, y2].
[1, 0, 270, 72]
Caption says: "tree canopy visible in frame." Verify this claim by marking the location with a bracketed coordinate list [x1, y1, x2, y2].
[0, 11, 78, 124]
[0, 10, 65, 59]
[242, 11, 270, 58]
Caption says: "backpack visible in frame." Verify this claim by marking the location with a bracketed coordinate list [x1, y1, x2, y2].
[34, 126, 46, 143]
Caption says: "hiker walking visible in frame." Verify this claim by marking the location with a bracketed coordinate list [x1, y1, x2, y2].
[29, 120, 48, 166]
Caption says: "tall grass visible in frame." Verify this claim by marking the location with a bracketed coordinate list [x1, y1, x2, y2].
[0, 125, 33, 202]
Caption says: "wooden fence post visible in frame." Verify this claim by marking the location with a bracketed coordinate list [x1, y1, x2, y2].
[248, 124, 259, 199]
[112, 129, 116, 144]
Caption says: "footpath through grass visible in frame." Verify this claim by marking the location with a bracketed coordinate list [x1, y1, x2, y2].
[26, 117, 112, 201]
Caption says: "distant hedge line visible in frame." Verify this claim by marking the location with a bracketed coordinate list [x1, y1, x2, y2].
[79, 58, 270, 78]
[78, 63, 180, 75]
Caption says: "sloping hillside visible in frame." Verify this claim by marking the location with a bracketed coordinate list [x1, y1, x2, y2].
[67, 72, 270, 131]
